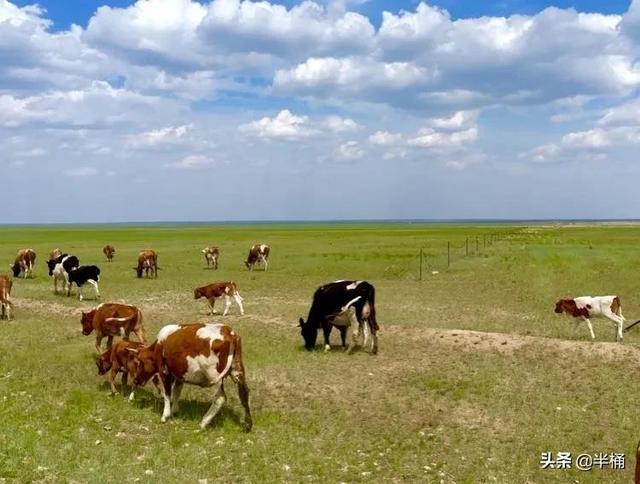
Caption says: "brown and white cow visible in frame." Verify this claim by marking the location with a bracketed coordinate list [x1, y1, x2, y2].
[554, 295, 626, 341]
[103, 245, 115, 262]
[96, 339, 147, 399]
[49, 248, 62, 260]
[134, 250, 157, 278]
[128, 323, 252, 431]
[10, 249, 36, 278]
[245, 244, 269, 271]
[202, 246, 219, 269]
[194, 282, 244, 316]
[0, 275, 13, 320]
[81, 303, 146, 354]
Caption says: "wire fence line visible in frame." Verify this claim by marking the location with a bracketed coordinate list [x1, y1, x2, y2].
[418, 231, 517, 280]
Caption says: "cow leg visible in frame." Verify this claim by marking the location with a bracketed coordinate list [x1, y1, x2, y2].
[339, 326, 347, 349]
[95, 335, 103, 354]
[77, 284, 84, 301]
[232, 373, 252, 432]
[323, 325, 332, 352]
[159, 375, 174, 423]
[368, 322, 378, 355]
[208, 297, 216, 315]
[200, 382, 226, 429]
[234, 294, 244, 315]
[87, 280, 99, 299]
[603, 312, 625, 342]
[121, 372, 128, 395]
[345, 308, 360, 354]
[583, 317, 596, 340]
[263, 259, 268, 271]
[223, 296, 231, 316]
[108, 367, 119, 395]
[170, 381, 184, 416]
[106, 335, 114, 349]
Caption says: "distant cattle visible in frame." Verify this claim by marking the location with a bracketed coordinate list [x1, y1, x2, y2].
[299, 280, 379, 354]
[0, 275, 13, 320]
[194, 282, 244, 316]
[82, 302, 145, 354]
[135, 250, 158, 278]
[47, 254, 80, 294]
[10, 249, 36, 278]
[555, 295, 626, 341]
[103, 245, 115, 262]
[128, 323, 252, 431]
[49, 248, 62, 260]
[245, 244, 269, 271]
[96, 339, 147, 399]
[202, 246, 219, 269]
[68, 265, 100, 301]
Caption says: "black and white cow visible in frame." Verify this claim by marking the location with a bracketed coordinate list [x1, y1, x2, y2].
[298, 280, 379, 354]
[68, 265, 100, 301]
[47, 254, 80, 295]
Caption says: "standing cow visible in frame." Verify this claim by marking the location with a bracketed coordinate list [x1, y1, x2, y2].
[202, 246, 219, 269]
[47, 253, 80, 295]
[68, 265, 101, 301]
[103, 245, 115, 262]
[128, 323, 252, 431]
[194, 282, 244, 316]
[245, 244, 269, 271]
[299, 280, 379, 354]
[81, 302, 145, 354]
[10, 249, 36, 278]
[134, 250, 158, 278]
[0, 275, 13, 320]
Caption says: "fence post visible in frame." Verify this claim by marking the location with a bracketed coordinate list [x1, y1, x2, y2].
[447, 241, 450, 267]
[465, 238, 469, 257]
[419, 248, 423, 281]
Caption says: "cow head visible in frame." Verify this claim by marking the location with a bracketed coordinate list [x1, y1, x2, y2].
[554, 300, 566, 314]
[299, 318, 318, 351]
[10, 263, 20, 278]
[194, 287, 205, 300]
[129, 344, 158, 387]
[81, 310, 96, 335]
[96, 350, 112, 375]
[134, 264, 143, 278]
[47, 259, 57, 276]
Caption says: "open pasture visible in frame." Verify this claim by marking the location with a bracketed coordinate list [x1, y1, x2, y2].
[1, 223, 640, 483]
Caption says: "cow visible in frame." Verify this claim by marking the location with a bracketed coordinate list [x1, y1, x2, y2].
[194, 282, 244, 316]
[49, 248, 62, 260]
[103, 245, 115, 262]
[68, 265, 100, 301]
[555, 295, 626, 341]
[135, 250, 158, 278]
[0, 275, 13, 321]
[202, 246, 219, 269]
[299, 280, 379, 354]
[47, 254, 79, 294]
[96, 339, 147, 400]
[128, 323, 252, 431]
[81, 302, 145, 354]
[10, 249, 36, 278]
[245, 244, 269, 271]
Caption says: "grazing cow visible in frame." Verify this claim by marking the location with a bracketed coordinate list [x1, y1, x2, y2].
[245, 244, 269, 271]
[135, 250, 158, 278]
[299, 280, 379, 354]
[194, 282, 244, 316]
[49, 248, 62, 260]
[554, 295, 626, 341]
[10, 249, 36, 278]
[47, 254, 80, 294]
[202, 246, 219, 269]
[82, 302, 145, 354]
[128, 323, 252, 431]
[68, 265, 100, 301]
[103, 245, 115, 262]
[96, 340, 147, 399]
[0, 275, 13, 320]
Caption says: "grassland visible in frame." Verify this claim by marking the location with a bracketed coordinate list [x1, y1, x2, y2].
[1, 222, 640, 483]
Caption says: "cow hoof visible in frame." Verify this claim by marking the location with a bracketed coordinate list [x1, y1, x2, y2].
[243, 420, 253, 433]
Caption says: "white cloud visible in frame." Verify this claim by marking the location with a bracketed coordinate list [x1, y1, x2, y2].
[408, 127, 478, 148]
[323, 115, 359, 132]
[368, 130, 402, 145]
[426, 111, 478, 131]
[63, 167, 98, 177]
[336, 140, 364, 160]
[239, 109, 318, 139]
[127, 124, 192, 148]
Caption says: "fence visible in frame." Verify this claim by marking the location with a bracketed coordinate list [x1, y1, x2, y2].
[418, 231, 516, 280]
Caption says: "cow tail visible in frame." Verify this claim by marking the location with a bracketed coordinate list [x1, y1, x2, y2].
[231, 334, 245, 380]
[137, 308, 146, 342]
[216, 336, 236, 384]
[369, 286, 379, 331]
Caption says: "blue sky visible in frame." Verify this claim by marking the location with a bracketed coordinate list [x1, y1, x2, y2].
[2, 0, 640, 222]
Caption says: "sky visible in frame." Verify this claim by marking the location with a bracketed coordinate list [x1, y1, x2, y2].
[2, 0, 640, 223]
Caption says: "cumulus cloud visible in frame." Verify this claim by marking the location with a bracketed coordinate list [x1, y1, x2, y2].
[127, 124, 192, 148]
[336, 140, 364, 160]
[368, 130, 402, 145]
[239, 109, 318, 139]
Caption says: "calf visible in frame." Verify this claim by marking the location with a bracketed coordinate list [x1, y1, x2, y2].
[47, 254, 79, 294]
[81, 302, 145, 354]
[555, 295, 626, 341]
[0, 275, 13, 320]
[96, 339, 146, 399]
[202, 246, 219, 269]
[68, 265, 100, 300]
[10, 249, 36, 278]
[245, 244, 269, 271]
[135, 250, 157, 278]
[299, 280, 379, 354]
[129, 323, 252, 431]
[194, 282, 244, 316]
[103, 245, 115, 262]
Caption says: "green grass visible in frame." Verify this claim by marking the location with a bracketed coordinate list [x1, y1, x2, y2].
[1, 223, 639, 482]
